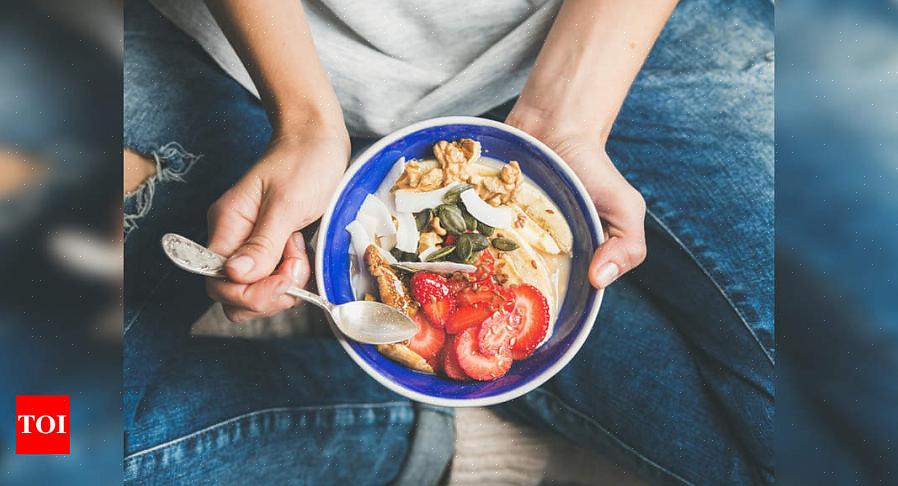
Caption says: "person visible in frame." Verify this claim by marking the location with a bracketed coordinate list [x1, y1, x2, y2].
[123, 0, 773, 484]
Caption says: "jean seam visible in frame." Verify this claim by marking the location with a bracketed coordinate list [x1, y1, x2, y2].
[124, 402, 417, 462]
[644, 207, 775, 367]
[532, 388, 696, 486]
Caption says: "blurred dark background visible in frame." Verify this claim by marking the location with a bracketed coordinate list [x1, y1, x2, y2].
[0, 0, 122, 483]
[0, 0, 897, 484]
[776, 0, 898, 483]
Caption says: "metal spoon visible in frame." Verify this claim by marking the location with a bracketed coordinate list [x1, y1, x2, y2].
[160, 233, 417, 345]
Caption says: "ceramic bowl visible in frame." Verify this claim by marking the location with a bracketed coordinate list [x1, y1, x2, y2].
[316, 116, 603, 407]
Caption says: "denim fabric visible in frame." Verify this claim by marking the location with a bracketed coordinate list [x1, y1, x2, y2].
[124, 0, 773, 484]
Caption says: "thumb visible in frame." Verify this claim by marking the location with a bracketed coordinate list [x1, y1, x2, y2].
[224, 199, 295, 284]
[588, 233, 647, 289]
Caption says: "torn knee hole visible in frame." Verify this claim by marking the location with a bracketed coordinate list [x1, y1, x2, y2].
[124, 150, 157, 195]
[123, 142, 202, 237]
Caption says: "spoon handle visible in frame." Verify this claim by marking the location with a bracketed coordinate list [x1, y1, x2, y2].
[285, 286, 332, 312]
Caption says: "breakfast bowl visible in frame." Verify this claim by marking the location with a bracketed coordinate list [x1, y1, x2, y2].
[315, 116, 603, 407]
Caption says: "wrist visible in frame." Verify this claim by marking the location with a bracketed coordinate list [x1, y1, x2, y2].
[269, 100, 349, 143]
[506, 102, 610, 150]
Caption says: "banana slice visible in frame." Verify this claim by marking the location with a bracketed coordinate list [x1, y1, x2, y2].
[377, 343, 434, 374]
[509, 204, 561, 255]
[514, 183, 574, 254]
[492, 228, 557, 323]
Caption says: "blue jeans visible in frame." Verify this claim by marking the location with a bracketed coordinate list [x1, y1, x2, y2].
[123, 0, 773, 484]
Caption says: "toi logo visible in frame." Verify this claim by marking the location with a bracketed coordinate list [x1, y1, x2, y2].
[16, 395, 70, 454]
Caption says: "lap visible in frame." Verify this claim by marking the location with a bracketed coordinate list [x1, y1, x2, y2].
[125, 336, 448, 484]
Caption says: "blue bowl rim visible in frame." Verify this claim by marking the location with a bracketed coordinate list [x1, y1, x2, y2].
[315, 116, 604, 407]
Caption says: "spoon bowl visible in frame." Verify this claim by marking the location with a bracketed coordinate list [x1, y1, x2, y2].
[160, 233, 417, 345]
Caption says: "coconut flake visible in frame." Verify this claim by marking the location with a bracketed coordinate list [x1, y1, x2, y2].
[375, 156, 406, 212]
[345, 220, 375, 298]
[377, 245, 398, 264]
[418, 246, 439, 261]
[396, 261, 476, 273]
[358, 194, 396, 237]
[379, 233, 397, 252]
[394, 212, 419, 253]
[345, 220, 373, 257]
[459, 189, 514, 229]
[394, 182, 462, 213]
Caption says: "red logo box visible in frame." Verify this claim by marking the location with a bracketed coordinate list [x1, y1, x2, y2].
[16, 395, 70, 454]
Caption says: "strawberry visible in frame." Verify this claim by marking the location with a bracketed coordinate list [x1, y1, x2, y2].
[407, 313, 445, 361]
[456, 281, 515, 312]
[454, 327, 513, 381]
[445, 304, 493, 334]
[410, 272, 456, 327]
[447, 276, 469, 295]
[509, 284, 550, 360]
[478, 310, 521, 357]
[441, 336, 469, 381]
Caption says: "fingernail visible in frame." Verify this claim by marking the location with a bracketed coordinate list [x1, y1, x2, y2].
[293, 232, 306, 252]
[226, 255, 254, 276]
[595, 262, 620, 288]
[291, 260, 307, 284]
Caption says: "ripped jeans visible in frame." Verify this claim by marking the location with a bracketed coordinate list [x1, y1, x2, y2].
[123, 0, 774, 484]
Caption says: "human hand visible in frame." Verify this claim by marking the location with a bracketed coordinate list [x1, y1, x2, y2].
[205, 128, 350, 322]
[506, 114, 647, 290]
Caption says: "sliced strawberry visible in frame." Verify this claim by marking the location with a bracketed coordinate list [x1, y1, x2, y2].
[447, 276, 469, 295]
[410, 272, 456, 327]
[455, 327, 512, 381]
[456, 281, 515, 312]
[442, 336, 469, 381]
[510, 284, 550, 360]
[445, 304, 493, 334]
[478, 310, 521, 357]
[407, 313, 445, 361]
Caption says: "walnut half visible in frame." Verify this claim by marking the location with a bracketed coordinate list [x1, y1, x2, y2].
[433, 139, 481, 184]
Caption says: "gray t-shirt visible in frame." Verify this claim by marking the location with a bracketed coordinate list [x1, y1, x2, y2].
[150, 0, 560, 137]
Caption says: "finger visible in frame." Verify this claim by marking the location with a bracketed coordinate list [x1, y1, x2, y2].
[206, 193, 256, 257]
[588, 234, 648, 289]
[274, 231, 311, 287]
[224, 195, 296, 284]
[206, 273, 296, 320]
[589, 190, 647, 289]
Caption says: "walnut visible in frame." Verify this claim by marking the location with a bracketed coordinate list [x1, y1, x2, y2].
[473, 160, 522, 206]
[433, 139, 481, 184]
[417, 231, 443, 254]
[394, 160, 443, 191]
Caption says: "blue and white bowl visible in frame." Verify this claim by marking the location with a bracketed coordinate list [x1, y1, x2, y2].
[316, 116, 604, 407]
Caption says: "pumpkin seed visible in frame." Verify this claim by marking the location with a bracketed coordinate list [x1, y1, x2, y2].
[391, 248, 417, 261]
[436, 204, 466, 235]
[414, 209, 432, 231]
[425, 245, 456, 262]
[456, 235, 473, 262]
[491, 237, 519, 251]
[441, 184, 473, 204]
[390, 263, 420, 274]
[464, 232, 490, 252]
[461, 206, 478, 231]
[478, 221, 495, 236]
